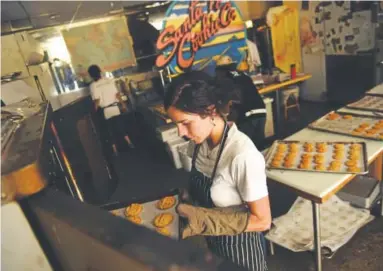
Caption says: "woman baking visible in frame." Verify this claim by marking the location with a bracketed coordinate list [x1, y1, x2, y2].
[164, 71, 271, 271]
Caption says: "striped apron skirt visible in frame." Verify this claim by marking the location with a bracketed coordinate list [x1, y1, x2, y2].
[189, 169, 268, 271]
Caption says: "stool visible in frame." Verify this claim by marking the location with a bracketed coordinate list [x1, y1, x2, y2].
[282, 87, 300, 120]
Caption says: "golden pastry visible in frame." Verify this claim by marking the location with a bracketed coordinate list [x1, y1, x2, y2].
[314, 154, 325, 164]
[328, 164, 341, 171]
[303, 142, 314, 152]
[156, 196, 176, 210]
[298, 163, 310, 169]
[156, 227, 171, 237]
[272, 154, 284, 162]
[127, 216, 142, 225]
[350, 144, 361, 150]
[345, 160, 358, 167]
[365, 129, 378, 135]
[342, 115, 353, 120]
[271, 159, 281, 167]
[327, 113, 340, 120]
[315, 164, 326, 171]
[153, 213, 174, 228]
[289, 143, 299, 151]
[347, 167, 361, 173]
[125, 203, 143, 217]
[277, 144, 288, 152]
[316, 143, 327, 153]
[301, 153, 313, 159]
[333, 144, 345, 150]
[332, 152, 344, 160]
[300, 157, 312, 164]
[359, 123, 370, 129]
[353, 127, 365, 133]
[283, 161, 294, 168]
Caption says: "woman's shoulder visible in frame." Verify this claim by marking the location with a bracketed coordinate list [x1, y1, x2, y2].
[225, 123, 261, 159]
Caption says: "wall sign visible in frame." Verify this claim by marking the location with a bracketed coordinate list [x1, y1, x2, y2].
[156, 0, 247, 75]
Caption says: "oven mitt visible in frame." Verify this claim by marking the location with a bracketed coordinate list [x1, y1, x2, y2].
[177, 203, 249, 239]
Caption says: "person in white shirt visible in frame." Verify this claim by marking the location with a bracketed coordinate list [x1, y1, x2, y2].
[88, 65, 134, 155]
[164, 71, 271, 271]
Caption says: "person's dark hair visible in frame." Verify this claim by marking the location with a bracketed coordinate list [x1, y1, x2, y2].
[88, 65, 102, 81]
[164, 71, 239, 116]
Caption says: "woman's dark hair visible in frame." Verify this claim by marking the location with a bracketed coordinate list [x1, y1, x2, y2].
[164, 71, 239, 116]
[88, 65, 102, 81]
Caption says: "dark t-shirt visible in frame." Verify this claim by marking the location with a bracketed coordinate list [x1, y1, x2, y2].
[217, 68, 265, 124]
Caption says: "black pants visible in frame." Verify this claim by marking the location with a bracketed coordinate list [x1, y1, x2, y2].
[106, 115, 127, 146]
[238, 115, 266, 150]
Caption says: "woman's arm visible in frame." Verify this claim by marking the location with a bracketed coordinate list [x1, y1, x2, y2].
[245, 196, 271, 232]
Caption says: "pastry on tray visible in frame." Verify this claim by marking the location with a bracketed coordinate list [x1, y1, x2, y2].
[153, 213, 174, 228]
[333, 144, 345, 150]
[359, 123, 370, 129]
[314, 154, 325, 164]
[342, 115, 353, 120]
[125, 203, 143, 217]
[350, 144, 361, 150]
[327, 113, 340, 120]
[156, 227, 171, 237]
[345, 160, 358, 167]
[127, 216, 142, 225]
[289, 143, 299, 151]
[315, 164, 326, 171]
[347, 166, 361, 173]
[332, 152, 344, 160]
[277, 144, 288, 152]
[298, 162, 310, 169]
[157, 196, 176, 210]
[271, 159, 281, 167]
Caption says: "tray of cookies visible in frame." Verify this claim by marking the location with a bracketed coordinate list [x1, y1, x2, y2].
[308, 111, 383, 141]
[102, 189, 181, 240]
[346, 95, 383, 113]
[265, 140, 368, 174]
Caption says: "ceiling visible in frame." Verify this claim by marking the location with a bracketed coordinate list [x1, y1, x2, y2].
[1, 1, 168, 34]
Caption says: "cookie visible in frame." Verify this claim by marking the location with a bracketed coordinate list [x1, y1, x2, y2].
[359, 123, 370, 129]
[328, 164, 341, 171]
[332, 152, 344, 160]
[327, 113, 340, 120]
[315, 164, 326, 171]
[345, 160, 358, 167]
[350, 144, 361, 150]
[153, 213, 174, 228]
[298, 163, 310, 169]
[271, 159, 281, 167]
[156, 227, 171, 237]
[301, 153, 313, 159]
[157, 196, 176, 210]
[347, 167, 361, 173]
[127, 216, 142, 225]
[333, 144, 345, 150]
[289, 143, 299, 151]
[277, 144, 288, 152]
[125, 203, 143, 217]
[283, 161, 294, 168]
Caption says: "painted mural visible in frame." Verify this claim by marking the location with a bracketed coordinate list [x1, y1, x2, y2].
[155, 0, 247, 76]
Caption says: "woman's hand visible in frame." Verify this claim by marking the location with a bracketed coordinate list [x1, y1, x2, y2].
[245, 196, 272, 232]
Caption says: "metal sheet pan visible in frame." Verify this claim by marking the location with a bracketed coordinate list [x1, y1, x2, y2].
[308, 111, 383, 141]
[265, 140, 369, 175]
[102, 189, 181, 240]
[346, 95, 383, 113]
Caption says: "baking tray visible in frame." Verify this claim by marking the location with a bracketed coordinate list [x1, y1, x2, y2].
[346, 95, 383, 113]
[265, 140, 368, 175]
[102, 189, 181, 240]
[308, 111, 383, 141]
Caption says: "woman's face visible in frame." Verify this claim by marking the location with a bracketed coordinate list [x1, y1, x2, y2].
[167, 106, 214, 144]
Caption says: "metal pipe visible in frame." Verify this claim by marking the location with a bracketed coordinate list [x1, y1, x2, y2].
[312, 201, 322, 271]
